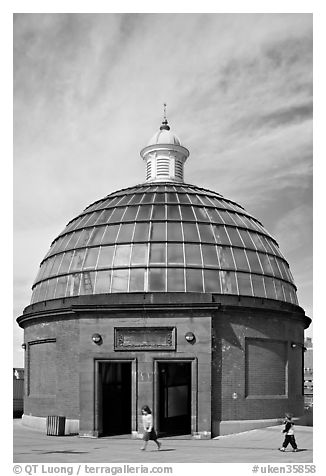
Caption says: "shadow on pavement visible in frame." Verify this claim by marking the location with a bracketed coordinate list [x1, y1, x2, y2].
[33, 450, 89, 455]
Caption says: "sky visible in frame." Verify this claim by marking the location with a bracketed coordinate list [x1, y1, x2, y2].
[13, 12, 313, 367]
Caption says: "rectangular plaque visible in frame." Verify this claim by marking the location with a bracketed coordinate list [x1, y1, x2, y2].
[114, 327, 176, 351]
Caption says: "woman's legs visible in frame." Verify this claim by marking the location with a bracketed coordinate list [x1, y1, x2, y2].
[154, 438, 161, 450]
[141, 431, 149, 450]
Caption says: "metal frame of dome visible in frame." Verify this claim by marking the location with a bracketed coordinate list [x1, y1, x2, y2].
[30, 181, 297, 306]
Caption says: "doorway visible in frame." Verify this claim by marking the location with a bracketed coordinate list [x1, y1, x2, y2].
[157, 361, 191, 436]
[100, 361, 132, 436]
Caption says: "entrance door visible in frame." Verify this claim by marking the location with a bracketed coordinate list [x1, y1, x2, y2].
[158, 361, 191, 436]
[100, 362, 131, 436]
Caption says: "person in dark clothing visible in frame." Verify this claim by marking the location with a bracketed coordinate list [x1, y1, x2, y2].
[279, 413, 298, 452]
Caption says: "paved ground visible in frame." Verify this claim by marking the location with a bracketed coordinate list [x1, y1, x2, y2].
[13, 419, 313, 464]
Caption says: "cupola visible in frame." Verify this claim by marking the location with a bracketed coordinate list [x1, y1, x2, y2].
[140, 104, 189, 182]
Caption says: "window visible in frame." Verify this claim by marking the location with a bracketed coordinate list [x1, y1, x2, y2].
[204, 269, 221, 293]
[95, 270, 111, 293]
[167, 243, 184, 265]
[69, 249, 86, 272]
[67, 273, 82, 296]
[197, 224, 215, 243]
[97, 246, 114, 268]
[133, 222, 150, 241]
[38, 257, 55, 281]
[122, 206, 139, 222]
[206, 208, 223, 224]
[249, 232, 267, 252]
[218, 211, 237, 226]
[264, 276, 276, 299]
[233, 248, 250, 271]
[111, 269, 129, 292]
[167, 205, 181, 220]
[188, 194, 203, 205]
[238, 229, 255, 249]
[251, 274, 266, 298]
[220, 270, 237, 294]
[108, 207, 127, 223]
[79, 271, 95, 294]
[193, 207, 210, 222]
[149, 243, 166, 264]
[213, 225, 231, 245]
[131, 244, 148, 265]
[150, 222, 166, 241]
[167, 268, 184, 291]
[45, 278, 57, 300]
[178, 194, 191, 204]
[246, 250, 263, 273]
[236, 272, 253, 296]
[101, 225, 120, 244]
[95, 208, 114, 225]
[202, 245, 218, 267]
[152, 205, 166, 220]
[58, 250, 74, 274]
[183, 223, 199, 242]
[184, 244, 202, 265]
[269, 255, 282, 278]
[88, 227, 106, 245]
[274, 279, 285, 301]
[129, 268, 145, 292]
[116, 223, 135, 242]
[166, 192, 178, 203]
[148, 268, 166, 291]
[54, 275, 68, 298]
[219, 247, 235, 269]
[113, 245, 131, 267]
[186, 269, 203, 292]
[167, 221, 183, 241]
[154, 193, 166, 203]
[179, 205, 196, 221]
[225, 227, 244, 247]
[83, 248, 99, 269]
[137, 205, 152, 220]
[141, 192, 155, 204]
[64, 231, 82, 250]
[76, 227, 94, 247]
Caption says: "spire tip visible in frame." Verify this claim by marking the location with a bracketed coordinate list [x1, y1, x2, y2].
[160, 103, 170, 130]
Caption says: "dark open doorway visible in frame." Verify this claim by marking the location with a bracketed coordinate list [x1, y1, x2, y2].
[100, 361, 132, 436]
[158, 361, 191, 436]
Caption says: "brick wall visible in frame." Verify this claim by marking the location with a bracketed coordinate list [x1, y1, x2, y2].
[211, 308, 305, 429]
[23, 319, 80, 419]
[19, 293, 308, 436]
[78, 311, 211, 437]
[245, 338, 287, 396]
[29, 341, 56, 395]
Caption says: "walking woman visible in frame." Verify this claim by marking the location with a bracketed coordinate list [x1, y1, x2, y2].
[140, 405, 161, 451]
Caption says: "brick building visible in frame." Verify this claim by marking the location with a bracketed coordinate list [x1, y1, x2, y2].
[303, 337, 313, 408]
[17, 114, 311, 437]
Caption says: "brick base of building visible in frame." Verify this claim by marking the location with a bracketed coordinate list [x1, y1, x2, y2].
[214, 418, 287, 436]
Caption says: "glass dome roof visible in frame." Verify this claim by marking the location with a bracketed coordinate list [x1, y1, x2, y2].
[31, 181, 298, 306]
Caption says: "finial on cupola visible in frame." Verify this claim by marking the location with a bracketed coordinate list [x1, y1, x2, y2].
[140, 105, 189, 182]
[160, 103, 170, 131]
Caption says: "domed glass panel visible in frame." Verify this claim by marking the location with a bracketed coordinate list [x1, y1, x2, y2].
[31, 182, 298, 305]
